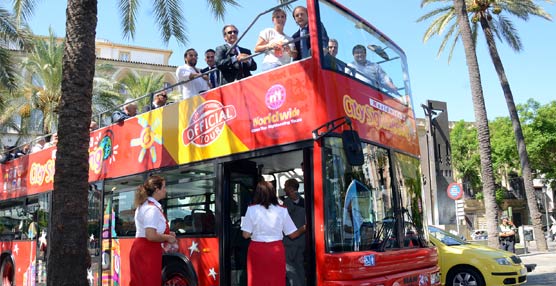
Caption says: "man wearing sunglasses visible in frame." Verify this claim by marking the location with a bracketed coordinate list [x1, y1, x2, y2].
[142, 90, 169, 112]
[215, 24, 257, 85]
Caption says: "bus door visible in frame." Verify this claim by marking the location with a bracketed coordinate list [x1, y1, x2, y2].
[87, 181, 103, 286]
[221, 160, 258, 286]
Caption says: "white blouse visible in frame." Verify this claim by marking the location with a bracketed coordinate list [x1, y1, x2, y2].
[134, 197, 167, 238]
[241, 204, 297, 242]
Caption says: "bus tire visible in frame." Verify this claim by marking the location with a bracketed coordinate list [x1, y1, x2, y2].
[161, 259, 198, 286]
[0, 256, 15, 286]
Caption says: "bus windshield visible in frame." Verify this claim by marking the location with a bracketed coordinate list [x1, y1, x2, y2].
[318, 0, 410, 102]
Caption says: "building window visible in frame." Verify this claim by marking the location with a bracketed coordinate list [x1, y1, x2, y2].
[118, 51, 131, 61]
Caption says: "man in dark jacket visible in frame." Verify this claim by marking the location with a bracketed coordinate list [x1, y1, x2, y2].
[215, 24, 257, 85]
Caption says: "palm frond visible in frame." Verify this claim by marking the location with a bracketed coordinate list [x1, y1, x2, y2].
[118, 0, 139, 40]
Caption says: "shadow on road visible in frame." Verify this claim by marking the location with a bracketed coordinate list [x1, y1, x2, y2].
[526, 272, 556, 286]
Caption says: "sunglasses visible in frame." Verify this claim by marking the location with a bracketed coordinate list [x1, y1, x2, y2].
[226, 30, 238, 35]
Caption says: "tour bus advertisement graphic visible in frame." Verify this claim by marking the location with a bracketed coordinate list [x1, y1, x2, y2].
[2, 73, 417, 199]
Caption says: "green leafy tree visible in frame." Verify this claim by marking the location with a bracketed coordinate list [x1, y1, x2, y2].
[450, 120, 482, 194]
[489, 117, 519, 184]
[50, 0, 238, 285]
[420, 0, 551, 250]
[524, 100, 556, 181]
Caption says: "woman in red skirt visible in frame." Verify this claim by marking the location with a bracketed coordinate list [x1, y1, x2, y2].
[241, 181, 306, 286]
[129, 175, 176, 286]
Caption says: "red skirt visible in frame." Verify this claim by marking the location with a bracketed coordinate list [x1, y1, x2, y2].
[247, 240, 285, 286]
[129, 238, 163, 286]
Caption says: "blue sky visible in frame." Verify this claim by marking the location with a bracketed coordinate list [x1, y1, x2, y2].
[27, 1, 556, 121]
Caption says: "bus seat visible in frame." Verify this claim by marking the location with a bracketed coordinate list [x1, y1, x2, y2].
[192, 210, 215, 233]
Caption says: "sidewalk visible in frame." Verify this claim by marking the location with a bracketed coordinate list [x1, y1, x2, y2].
[518, 239, 556, 275]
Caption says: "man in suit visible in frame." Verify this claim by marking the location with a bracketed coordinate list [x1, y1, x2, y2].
[201, 49, 220, 89]
[291, 6, 329, 61]
[215, 24, 257, 85]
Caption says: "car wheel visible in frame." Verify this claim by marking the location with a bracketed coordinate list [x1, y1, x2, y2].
[446, 266, 485, 286]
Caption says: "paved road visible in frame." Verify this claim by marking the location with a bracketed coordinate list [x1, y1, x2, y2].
[519, 240, 556, 286]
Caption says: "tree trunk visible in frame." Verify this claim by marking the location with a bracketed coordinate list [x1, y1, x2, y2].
[453, 0, 500, 248]
[47, 1, 97, 285]
[479, 15, 548, 252]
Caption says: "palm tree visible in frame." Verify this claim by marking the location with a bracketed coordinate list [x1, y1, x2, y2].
[50, 0, 237, 284]
[419, 0, 550, 251]
[468, 0, 550, 252]
[0, 31, 121, 135]
[419, 0, 500, 248]
[118, 72, 165, 109]
[0, 3, 33, 90]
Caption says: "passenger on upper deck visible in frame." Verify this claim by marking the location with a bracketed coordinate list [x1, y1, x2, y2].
[201, 49, 220, 89]
[90, 121, 99, 131]
[215, 24, 257, 84]
[176, 49, 210, 99]
[112, 99, 138, 123]
[254, 8, 295, 71]
[142, 90, 169, 112]
[346, 44, 398, 94]
[44, 133, 58, 148]
[323, 38, 346, 71]
[31, 137, 46, 153]
[291, 6, 329, 61]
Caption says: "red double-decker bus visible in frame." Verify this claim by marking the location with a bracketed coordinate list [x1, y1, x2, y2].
[0, 1, 440, 285]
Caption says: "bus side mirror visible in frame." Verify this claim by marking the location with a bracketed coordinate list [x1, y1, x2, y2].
[342, 130, 364, 166]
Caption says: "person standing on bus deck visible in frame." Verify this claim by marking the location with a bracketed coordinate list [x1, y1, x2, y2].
[201, 49, 221, 88]
[129, 175, 177, 286]
[254, 8, 295, 71]
[498, 215, 516, 253]
[176, 48, 210, 99]
[215, 24, 257, 85]
[346, 44, 398, 94]
[282, 179, 306, 286]
[291, 6, 329, 61]
[142, 90, 169, 113]
[241, 181, 306, 286]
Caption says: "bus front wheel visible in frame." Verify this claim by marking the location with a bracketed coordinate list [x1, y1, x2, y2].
[0, 257, 15, 286]
[162, 262, 197, 286]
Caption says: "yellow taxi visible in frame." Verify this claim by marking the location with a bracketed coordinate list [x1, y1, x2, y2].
[429, 226, 527, 286]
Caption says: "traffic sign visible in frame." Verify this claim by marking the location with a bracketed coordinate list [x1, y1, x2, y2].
[447, 182, 464, 200]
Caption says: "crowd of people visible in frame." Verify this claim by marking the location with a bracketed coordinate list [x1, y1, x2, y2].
[2, 6, 396, 165]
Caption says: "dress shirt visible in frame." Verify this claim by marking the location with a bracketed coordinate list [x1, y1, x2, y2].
[176, 64, 210, 99]
[134, 197, 167, 238]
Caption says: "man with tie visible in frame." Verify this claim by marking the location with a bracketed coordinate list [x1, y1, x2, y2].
[215, 24, 257, 85]
[201, 49, 220, 89]
[291, 6, 329, 61]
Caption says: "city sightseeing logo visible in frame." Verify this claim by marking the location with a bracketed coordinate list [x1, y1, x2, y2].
[265, 84, 286, 110]
[251, 84, 301, 133]
[182, 100, 236, 147]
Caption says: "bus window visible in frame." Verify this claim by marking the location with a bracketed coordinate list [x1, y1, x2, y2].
[393, 152, 426, 247]
[166, 163, 216, 236]
[323, 137, 398, 252]
[318, 0, 410, 102]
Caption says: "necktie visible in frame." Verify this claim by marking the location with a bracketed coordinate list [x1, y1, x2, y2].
[300, 27, 309, 58]
[209, 71, 216, 88]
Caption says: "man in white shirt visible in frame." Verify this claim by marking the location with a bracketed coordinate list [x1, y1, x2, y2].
[176, 48, 210, 99]
[346, 44, 398, 94]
